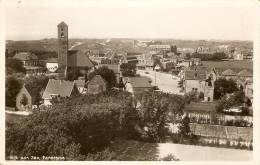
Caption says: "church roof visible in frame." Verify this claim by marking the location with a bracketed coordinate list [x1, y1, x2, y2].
[68, 50, 94, 68]
[58, 21, 68, 27]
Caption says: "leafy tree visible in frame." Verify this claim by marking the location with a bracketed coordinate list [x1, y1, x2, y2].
[24, 75, 49, 106]
[216, 91, 247, 114]
[6, 59, 26, 75]
[6, 75, 23, 107]
[137, 92, 185, 142]
[88, 66, 116, 89]
[191, 52, 227, 61]
[6, 91, 135, 160]
[214, 78, 239, 100]
[178, 116, 191, 142]
[120, 63, 136, 77]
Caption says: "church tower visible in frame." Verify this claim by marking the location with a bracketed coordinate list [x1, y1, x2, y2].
[57, 21, 68, 78]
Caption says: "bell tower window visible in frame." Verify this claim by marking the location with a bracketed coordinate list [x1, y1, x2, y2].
[61, 32, 64, 38]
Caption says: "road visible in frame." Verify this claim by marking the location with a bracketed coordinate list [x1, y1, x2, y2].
[111, 140, 252, 161]
[137, 70, 183, 95]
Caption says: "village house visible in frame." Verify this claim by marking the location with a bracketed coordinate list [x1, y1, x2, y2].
[184, 69, 215, 102]
[123, 77, 153, 95]
[13, 52, 45, 75]
[42, 79, 79, 106]
[46, 58, 58, 73]
[87, 75, 107, 94]
[16, 85, 38, 111]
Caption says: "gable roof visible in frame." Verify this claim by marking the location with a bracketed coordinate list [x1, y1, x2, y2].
[68, 50, 94, 68]
[237, 69, 252, 77]
[13, 52, 38, 61]
[88, 75, 107, 86]
[222, 69, 237, 76]
[185, 70, 207, 80]
[42, 79, 76, 99]
[74, 80, 85, 88]
[126, 77, 153, 88]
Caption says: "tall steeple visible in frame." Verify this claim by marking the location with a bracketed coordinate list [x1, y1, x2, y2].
[57, 21, 68, 79]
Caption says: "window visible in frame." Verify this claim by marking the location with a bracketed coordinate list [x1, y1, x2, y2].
[61, 32, 64, 38]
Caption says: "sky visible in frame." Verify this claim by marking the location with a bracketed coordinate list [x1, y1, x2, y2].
[4, 0, 259, 41]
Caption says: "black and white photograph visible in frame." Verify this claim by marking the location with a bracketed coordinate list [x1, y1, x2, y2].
[1, 0, 260, 163]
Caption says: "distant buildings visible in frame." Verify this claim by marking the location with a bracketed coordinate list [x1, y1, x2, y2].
[13, 52, 45, 75]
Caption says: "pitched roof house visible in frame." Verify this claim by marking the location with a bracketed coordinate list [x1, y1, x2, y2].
[42, 79, 79, 106]
[184, 69, 214, 102]
[123, 77, 153, 95]
[68, 50, 94, 68]
[87, 75, 107, 94]
[16, 85, 38, 111]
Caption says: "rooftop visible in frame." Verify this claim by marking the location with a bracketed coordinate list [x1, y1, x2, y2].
[126, 77, 153, 88]
[13, 52, 38, 61]
[68, 50, 94, 68]
[42, 79, 76, 99]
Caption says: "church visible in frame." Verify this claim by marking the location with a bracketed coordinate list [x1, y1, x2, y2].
[57, 21, 94, 80]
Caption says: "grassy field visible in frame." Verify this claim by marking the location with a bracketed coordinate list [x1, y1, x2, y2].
[202, 60, 253, 72]
[184, 102, 218, 113]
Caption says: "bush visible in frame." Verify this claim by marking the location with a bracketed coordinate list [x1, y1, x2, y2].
[6, 92, 135, 160]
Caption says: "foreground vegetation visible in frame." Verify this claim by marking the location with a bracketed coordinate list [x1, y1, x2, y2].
[6, 90, 188, 160]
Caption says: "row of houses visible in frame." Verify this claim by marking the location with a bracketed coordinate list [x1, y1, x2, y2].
[16, 75, 107, 111]
[180, 65, 253, 103]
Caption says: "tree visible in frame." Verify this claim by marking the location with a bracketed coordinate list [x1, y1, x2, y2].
[88, 66, 116, 89]
[6, 59, 26, 75]
[6, 91, 135, 160]
[178, 116, 191, 141]
[24, 75, 49, 106]
[6, 75, 23, 107]
[216, 91, 247, 114]
[120, 63, 136, 77]
[137, 92, 185, 142]
[214, 78, 239, 100]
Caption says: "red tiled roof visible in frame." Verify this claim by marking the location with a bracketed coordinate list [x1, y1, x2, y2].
[42, 79, 76, 99]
